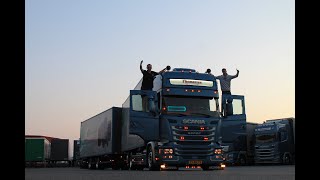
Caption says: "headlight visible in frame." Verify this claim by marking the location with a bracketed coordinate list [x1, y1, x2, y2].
[214, 149, 222, 154]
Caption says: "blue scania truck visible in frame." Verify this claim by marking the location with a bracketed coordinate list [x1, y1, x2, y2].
[79, 68, 226, 170]
[254, 118, 295, 164]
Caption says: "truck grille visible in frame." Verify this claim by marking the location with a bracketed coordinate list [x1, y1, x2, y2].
[172, 125, 215, 158]
[255, 147, 276, 161]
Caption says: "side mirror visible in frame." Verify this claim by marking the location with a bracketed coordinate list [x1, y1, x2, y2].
[166, 65, 171, 70]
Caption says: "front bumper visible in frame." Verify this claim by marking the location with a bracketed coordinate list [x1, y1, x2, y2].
[159, 154, 224, 167]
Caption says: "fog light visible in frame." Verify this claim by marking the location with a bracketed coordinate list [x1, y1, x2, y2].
[215, 149, 222, 154]
[160, 164, 166, 169]
[163, 148, 173, 154]
[221, 164, 226, 168]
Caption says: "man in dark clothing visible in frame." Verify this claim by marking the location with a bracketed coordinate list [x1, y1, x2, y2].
[140, 60, 167, 111]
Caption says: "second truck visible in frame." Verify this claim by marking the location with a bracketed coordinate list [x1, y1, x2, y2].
[254, 117, 295, 164]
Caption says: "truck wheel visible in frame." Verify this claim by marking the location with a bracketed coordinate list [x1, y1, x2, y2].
[283, 154, 291, 165]
[147, 147, 160, 171]
[239, 156, 246, 165]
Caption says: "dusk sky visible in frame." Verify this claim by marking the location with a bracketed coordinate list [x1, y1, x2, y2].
[25, 0, 294, 156]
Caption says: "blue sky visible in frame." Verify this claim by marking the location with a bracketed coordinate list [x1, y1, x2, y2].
[25, 0, 294, 155]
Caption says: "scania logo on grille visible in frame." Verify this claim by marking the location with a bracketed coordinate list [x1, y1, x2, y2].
[182, 119, 206, 124]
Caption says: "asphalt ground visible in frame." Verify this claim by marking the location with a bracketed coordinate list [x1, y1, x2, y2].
[25, 165, 295, 180]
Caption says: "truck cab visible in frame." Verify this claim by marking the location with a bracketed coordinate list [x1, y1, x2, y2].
[124, 68, 225, 170]
[254, 118, 295, 164]
[219, 94, 250, 165]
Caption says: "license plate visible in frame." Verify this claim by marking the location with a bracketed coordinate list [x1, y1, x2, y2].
[188, 160, 202, 165]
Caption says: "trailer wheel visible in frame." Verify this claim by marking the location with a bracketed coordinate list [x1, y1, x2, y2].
[147, 146, 160, 171]
[121, 154, 130, 170]
[129, 158, 136, 170]
[88, 163, 93, 169]
[96, 163, 104, 170]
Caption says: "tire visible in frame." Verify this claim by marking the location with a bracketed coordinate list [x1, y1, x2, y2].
[147, 146, 160, 171]
[88, 163, 94, 169]
[238, 156, 246, 166]
[96, 163, 104, 170]
[121, 154, 130, 170]
[283, 154, 291, 165]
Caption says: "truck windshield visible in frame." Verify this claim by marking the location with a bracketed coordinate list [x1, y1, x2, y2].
[256, 134, 276, 143]
[162, 96, 219, 117]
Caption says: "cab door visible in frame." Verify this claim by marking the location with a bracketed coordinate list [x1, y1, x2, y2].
[220, 95, 247, 151]
[129, 90, 159, 141]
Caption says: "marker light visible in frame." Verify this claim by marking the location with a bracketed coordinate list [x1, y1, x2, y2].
[166, 88, 170, 92]
[184, 126, 188, 130]
[204, 137, 209, 141]
[180, 136, 185, 140]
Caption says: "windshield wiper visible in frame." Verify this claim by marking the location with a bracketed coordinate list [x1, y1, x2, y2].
[190, 112, 211, 117]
